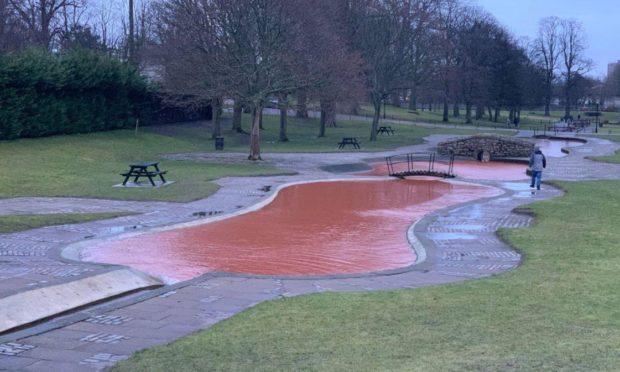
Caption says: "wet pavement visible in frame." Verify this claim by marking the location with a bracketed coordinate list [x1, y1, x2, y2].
[0, 133, 619, 371]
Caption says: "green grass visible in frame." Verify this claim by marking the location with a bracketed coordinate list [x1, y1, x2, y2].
[358, 104, 619, 129]
[0, 129, 287, 202]
[162, 113, 509, 153]
[113, 181, 620, 371]
[0, 114, 514, 202]
[0, 212, 136, 233]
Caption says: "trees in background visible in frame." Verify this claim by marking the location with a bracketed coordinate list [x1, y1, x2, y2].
[533, 16, 561, 117]
[559, 18, 591, 117]
[0, 0, 602, 146]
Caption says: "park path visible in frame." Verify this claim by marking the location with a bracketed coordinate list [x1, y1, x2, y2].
[0, 135, 619, 371]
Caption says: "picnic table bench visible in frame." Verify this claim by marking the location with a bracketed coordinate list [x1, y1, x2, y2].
[121, 161, 167, 186]
[338, 137, 361, 149]
[377, 126, 395, 135]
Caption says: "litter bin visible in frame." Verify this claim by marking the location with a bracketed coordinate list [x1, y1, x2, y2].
[215, 136, 224, 150]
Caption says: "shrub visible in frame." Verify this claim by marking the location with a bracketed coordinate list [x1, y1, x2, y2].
[0, 48, 151, 139]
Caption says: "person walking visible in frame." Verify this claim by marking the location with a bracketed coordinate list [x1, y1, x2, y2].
[529, 147, 546, 191]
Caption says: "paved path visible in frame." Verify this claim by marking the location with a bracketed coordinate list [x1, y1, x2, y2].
[0, 135, 619, 371]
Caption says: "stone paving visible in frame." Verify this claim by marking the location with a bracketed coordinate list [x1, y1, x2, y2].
[0, 133, 619, 371]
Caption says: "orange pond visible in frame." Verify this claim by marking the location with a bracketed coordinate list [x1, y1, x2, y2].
[83, 180, 501, 282]
[361, 160, 529, 180]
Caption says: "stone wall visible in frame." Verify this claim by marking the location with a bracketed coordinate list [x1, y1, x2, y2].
[437, 135, 534, 161]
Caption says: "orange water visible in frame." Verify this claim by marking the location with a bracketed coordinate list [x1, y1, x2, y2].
[362, 160, 528, 180]
[83, 179, 500, 282]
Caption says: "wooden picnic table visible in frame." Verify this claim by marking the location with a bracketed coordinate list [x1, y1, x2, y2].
[121, 161, 167, 186]
[377, 126, 395, 135]
[338, 137, 361, 149]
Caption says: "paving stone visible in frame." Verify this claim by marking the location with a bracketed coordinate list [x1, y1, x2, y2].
[80, 333, 130, 344]
[0, 355, 40, 369]
[0, 342, 36, 356]
[74, 337, 165, 356]
[85, 314, 133, 326]
[79, 353, 129, 369]
[22, 359, 94, 372]
[19, 346, 93, 363]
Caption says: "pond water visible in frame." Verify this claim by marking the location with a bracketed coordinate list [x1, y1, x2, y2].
[82, 179, 501, 282]
[535, 139, 583, 157]
[361, 160, 529, 180]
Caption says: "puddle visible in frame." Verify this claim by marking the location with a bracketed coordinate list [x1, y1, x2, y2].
[425, 232, 478, 240]
[535, 139, 583, 157]
[82, 179, 501, 282]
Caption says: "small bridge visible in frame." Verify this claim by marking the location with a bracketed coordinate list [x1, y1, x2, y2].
[437, 135, 533, 161]
[386, 153, 455, 178]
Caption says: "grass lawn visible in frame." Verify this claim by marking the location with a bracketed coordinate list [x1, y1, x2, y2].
[0, 114, 512, 202]
[358, 104, 620, 129]
[159, 113, 510, 153]
[0, 129, 287, 202]
[0, 212, 135, 233]
[113, 180, 620, 371]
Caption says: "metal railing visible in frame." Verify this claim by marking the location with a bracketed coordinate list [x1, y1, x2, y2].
[385, 152, 455, 178]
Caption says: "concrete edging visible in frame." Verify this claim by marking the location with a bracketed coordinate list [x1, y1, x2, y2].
[0, 268, 162, 334]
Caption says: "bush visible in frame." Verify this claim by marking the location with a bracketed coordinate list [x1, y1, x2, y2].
[0, 48, 151, 140]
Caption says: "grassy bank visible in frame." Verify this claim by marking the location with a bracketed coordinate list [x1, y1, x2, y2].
[114, 180, 620, 371]
[0, 129, 285, 202]
[0, 212, 136, 233]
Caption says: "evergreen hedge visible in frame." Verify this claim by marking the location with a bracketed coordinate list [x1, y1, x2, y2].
[0, 49, 151, 140]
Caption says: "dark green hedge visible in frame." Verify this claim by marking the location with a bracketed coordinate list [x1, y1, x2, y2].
[0, 49, 151, 140]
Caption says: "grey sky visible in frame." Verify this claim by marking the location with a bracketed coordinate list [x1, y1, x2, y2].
[475, 0, 619, 79]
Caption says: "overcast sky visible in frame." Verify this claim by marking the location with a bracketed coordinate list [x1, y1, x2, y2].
[475, 0, 619, 79]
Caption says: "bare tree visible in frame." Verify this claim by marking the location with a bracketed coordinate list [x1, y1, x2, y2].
[8, 0, 83, 49]
[405, 0, 438, 112]
[0, 0, 27, 51]
[559, 18, 591, 117]
[343, 0, 412, 141]
[154, 0, 324, 159]
[435, 0, 464, 122]
[127, 0, 134, 64]
[533, 16, 560, 116]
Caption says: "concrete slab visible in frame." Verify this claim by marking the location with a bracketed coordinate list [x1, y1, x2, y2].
[0, 269, 162, 334]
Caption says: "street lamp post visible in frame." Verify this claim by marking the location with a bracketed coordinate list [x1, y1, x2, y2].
[595, 103, 599, 133]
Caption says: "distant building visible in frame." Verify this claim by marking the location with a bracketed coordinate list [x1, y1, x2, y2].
[608, 61, 620, 78]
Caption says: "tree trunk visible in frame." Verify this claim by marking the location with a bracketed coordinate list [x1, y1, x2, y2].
[325, 100, 336, 127]
[564, 84, 571, 118]
[408, 86, 417, 111]
[494, 107, 500, 122]
[453, 103, 459, 117]
[232, 101, 243, 132]
[465, 102, 472, 124]
[211, 97, 222, 139]
[442, 98, 449, 122]
[296, 89, 308, 118]
[475, 104, 483, 120]
[279, 94, 288, 142]
[370, 93, 381, 141]
[248, 104, 262, 160]
[259, 110, 264, 130]
[544, 97, 551, 116]
[487, 106, 493, 121]
[319, 106, 326, 138]
[128, 0, 135, 65]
